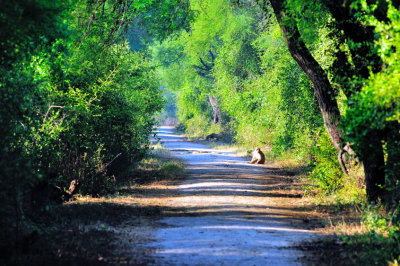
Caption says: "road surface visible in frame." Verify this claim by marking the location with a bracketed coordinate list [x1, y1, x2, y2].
[142, 126, 319, 265]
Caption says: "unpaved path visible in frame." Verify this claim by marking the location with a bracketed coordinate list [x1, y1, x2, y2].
[141, 126, 321, 265]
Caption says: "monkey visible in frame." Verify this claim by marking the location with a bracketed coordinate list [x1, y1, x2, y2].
[249, 147, 265, 164]
[205, 133, 220, 141]
[66, 179, 79, 195]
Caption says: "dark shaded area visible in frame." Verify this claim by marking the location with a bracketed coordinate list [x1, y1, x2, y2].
[297, 238, 356, 266]
[299, 232, 400, 266]
[0, 201, 162, 265]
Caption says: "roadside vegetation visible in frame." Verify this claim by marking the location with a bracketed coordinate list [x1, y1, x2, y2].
[153, 0, 400, 264]
[2, 0, 400, 265]
[0, 0, 186, 264]
[2, 142, 184, 265]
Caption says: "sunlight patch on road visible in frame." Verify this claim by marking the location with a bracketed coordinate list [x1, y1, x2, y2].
[179, 182, 264, 189]
[155, 247, 297, 257]
[199, 225, 312, 233]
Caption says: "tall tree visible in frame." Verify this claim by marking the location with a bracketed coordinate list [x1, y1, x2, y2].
[264, 2, 345, 158]
[193, 50, 222, 124]
[264, 0, 386, 202]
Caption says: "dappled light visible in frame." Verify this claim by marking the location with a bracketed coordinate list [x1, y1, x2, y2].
[68, 126, 323, 264]
[124, 127, 322, 264]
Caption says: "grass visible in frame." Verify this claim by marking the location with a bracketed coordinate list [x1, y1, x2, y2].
[298, 166, 400, 265]
[124, 142, 184, 184]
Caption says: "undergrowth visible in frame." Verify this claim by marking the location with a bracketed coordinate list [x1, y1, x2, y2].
[338, 203, 400, 265]
[117, 142, 185, 185]
[1, 142, 184, 265]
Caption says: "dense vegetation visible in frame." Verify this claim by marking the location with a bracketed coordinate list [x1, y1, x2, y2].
[1, 0, 400, 264]
[152, 0, 400, 204]
[152, 0, 400, 263]
[0, 0, 176, 260]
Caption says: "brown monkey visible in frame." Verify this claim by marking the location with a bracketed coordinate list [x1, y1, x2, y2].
[66, 179, 79, 195]
[206, 133, 219, 141]
[250, 147, 265, 164]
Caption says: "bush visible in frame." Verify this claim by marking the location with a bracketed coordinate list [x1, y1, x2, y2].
[16, 39, 163, 198]
[184, 114, 222, 138]
[309, 131, 344, 194]
[0, 1, 164, 260]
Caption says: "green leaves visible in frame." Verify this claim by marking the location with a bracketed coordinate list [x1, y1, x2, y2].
[0, 0, 165, 212]
[138, 0, 193, 40]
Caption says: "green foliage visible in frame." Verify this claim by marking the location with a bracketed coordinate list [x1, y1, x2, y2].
[340, 203, 400, 265]
[0, 0, 165, 259]
[160, 161, 185, 179]
[152, 1, 324, 156]
[185, 114, 223, 137]
[0, 0, 68, 254]
[0, 0, 67, 67]
[139, 143, 185, 181]
[148, 1, 399, 264]
[22, 17, 163, 195]
[152, 0, 398, 211]
[152, 0, 327, 171]
[343, 3, 400, 206]
[309, 131, 344, 194]
[140, 0, 193, 40]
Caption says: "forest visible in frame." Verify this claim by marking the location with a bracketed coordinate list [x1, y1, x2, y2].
[1, 0, 400, 264]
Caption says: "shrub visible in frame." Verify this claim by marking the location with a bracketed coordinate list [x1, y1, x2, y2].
[309, 131, 344, 194]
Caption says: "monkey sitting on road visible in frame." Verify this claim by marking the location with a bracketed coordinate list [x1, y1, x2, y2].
[249, 147, 265, 164]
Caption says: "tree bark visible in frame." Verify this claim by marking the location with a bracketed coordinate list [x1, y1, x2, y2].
[362, 140, 385, 203]
[266, 0, 385, 201]
[267, 0, 342, 151]
[209, 95, 222, 124]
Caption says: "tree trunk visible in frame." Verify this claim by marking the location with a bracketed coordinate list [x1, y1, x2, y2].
[385, 126, 400, 205]
[209, 95, 222, 124]
[267, 0, 342, 151]
[362, 140, 385, 203]
[267, 0, 386, 201]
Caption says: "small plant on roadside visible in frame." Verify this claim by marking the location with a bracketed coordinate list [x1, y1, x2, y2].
[160, 162, 184, 179]
[135, 143, 184, 182]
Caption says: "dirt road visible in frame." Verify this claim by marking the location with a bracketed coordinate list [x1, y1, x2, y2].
[142, 126, 320, 265]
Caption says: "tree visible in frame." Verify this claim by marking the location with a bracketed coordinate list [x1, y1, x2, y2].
[265, 0, 350, 170]
[193, 50, 222, 124]
[0, 0, 171, 258]
[339, 1, 400, 206]
[265, 0, 399, 203]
